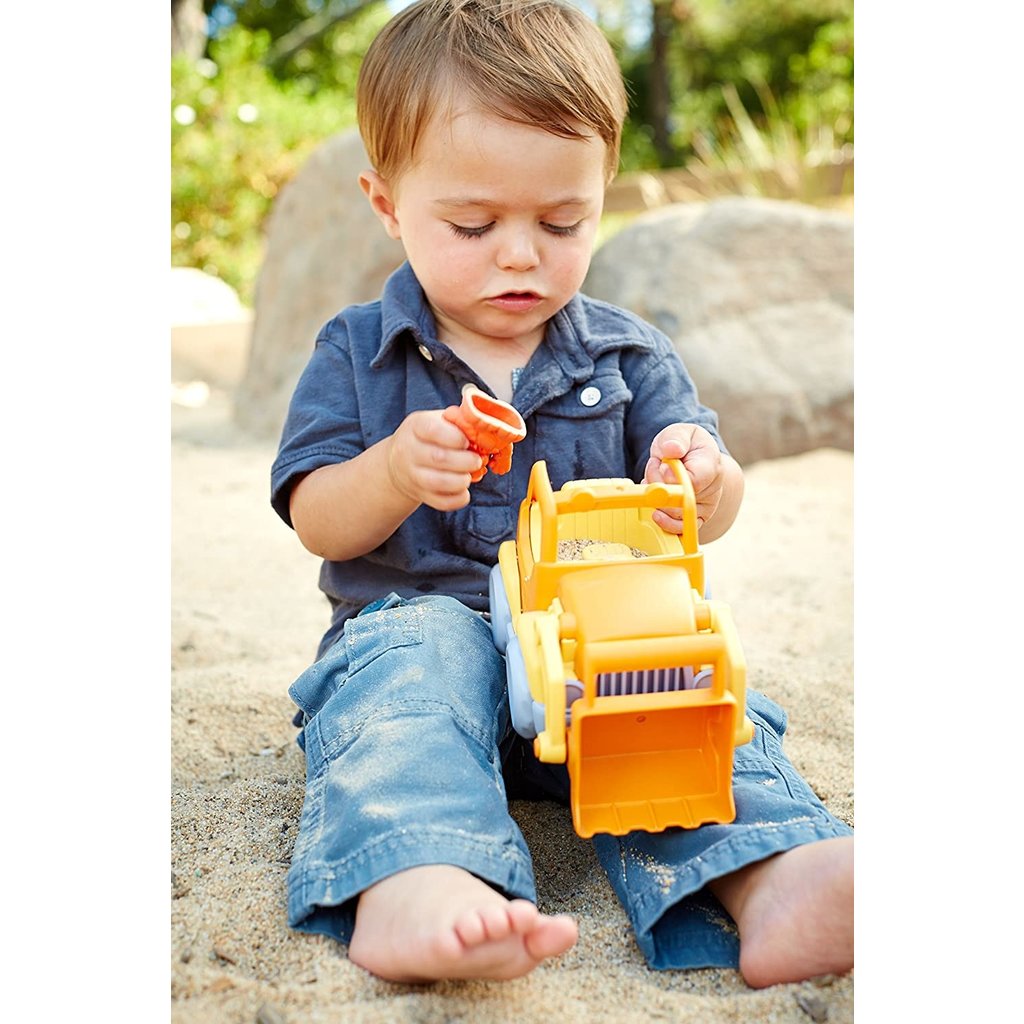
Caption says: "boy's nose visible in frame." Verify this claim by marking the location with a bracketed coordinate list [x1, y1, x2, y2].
[497, 228, 540, 271]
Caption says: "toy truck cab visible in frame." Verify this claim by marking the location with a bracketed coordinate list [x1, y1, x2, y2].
[489, 459, 754, 838]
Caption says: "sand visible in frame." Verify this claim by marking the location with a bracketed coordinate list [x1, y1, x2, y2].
[171, 387, 854, 1024]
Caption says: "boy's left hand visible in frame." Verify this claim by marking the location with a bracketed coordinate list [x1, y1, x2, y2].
[643, 423, 727, 534]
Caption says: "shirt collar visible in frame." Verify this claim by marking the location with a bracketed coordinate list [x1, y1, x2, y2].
[371, 262, 438, 368]
[369, 261, 655, 374]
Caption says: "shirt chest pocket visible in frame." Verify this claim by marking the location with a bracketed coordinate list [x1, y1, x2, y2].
[448, 493, 518, 564]
[532, 374, 633, 483]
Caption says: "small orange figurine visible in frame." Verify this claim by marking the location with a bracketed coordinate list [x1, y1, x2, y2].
[442, 383, 527, 481]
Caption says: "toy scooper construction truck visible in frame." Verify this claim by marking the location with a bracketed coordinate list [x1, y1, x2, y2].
[489, 458, 755, 839]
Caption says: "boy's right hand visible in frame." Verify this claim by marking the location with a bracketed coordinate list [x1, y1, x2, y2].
[386, 410, 486, 511]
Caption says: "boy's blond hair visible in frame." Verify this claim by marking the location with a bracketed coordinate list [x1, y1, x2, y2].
[357, 0, 628, 185]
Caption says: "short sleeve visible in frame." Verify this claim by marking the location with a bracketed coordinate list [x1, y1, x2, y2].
[270, 322, 365, 527]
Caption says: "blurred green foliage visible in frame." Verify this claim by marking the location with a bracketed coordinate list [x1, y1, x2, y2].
[171, 7, 388, 305]
[616, 0, 852, 168]
[204, 0, 376, 89]
[173, 0, 852, 306]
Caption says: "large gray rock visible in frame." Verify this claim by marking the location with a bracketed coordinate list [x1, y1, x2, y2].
[583, 197, 853, 466]
[234, 130, 406, 438]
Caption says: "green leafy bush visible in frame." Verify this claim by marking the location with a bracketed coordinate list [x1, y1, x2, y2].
[171, 16, 385, 306]
[785, 13, 854, 142]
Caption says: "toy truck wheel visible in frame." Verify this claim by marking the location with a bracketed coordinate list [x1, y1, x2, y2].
[488, 563, 512, 654]
[505, 632, 537, 739]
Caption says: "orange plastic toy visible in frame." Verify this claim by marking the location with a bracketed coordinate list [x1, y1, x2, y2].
[442, 384, 527, 481]
[489, 459, 754, 838]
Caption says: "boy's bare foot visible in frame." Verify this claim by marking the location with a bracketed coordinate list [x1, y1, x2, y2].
[710, 836, 854, 988]
[347, 864, 579, 982]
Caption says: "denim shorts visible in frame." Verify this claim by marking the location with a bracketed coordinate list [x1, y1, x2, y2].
[285, 594, 852, 970]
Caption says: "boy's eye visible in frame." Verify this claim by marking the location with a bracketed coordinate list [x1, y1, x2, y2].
[543, 221, 583, 237]
[447, 220, 584, 240]
[448, 222, 494, 239]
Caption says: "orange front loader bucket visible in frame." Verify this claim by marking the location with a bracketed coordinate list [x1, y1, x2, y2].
[568, 692, 739, 838]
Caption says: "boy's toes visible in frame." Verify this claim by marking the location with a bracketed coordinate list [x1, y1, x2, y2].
[453, 908, 487, 948]
[478, 905, 514, 942]
[524, 914, 579, 960]
[507, 899, 541, 934]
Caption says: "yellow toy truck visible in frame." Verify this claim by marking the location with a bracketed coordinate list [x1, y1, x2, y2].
[489, 459, 754, 839]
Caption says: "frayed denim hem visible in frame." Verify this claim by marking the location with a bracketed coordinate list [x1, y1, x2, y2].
[602, 816, 853, 970]
[287, 827, 538, 945]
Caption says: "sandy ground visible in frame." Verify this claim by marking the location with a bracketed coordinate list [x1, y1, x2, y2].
[170, 387, 854, 1024]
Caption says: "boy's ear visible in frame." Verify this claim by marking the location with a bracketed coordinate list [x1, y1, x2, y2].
[359, 170, 402, 240]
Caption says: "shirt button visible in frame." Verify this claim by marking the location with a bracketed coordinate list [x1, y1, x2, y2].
[417, 344, 433, 361]
[580, 386, 601, 407]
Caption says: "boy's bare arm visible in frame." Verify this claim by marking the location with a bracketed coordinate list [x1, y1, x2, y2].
[644, 423, 745, 543]
[289, 409, 485, 561]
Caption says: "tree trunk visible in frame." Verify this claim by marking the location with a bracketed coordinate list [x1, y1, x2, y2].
[649, 0, 676, 166]
[171, 0, 207, 60]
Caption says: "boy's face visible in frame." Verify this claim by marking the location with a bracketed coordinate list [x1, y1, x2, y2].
[362, 100, 608, 354]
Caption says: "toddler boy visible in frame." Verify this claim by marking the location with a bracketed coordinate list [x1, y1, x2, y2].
[272, 0, 853, 986]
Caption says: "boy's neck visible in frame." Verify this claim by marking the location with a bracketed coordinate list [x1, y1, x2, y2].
[440, 330, 543, 404]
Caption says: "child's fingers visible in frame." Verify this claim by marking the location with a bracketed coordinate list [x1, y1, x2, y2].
[399, 410, 484, 478]
[652, 508, 683, 534]
[681, 447, 718, 495]
[418, 408, 473, 450]
[389, 416, 482, 508]
[651, 435, 688, 460]
[426, 442, 483, 474]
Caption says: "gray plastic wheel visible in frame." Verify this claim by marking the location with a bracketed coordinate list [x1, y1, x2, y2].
[505, 632, 537, 739]
[488, 562, 513, 654]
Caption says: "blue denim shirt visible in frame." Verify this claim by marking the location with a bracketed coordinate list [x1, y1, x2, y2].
[271, 261, 726, 656]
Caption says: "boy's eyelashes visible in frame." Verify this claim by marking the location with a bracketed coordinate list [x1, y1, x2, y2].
[447, 222, 492, 239]
[544, 222, 583, 238]
[446, 221, 583, 240]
